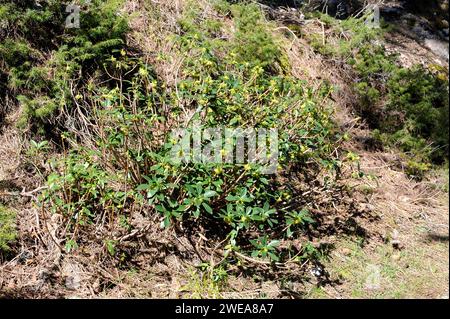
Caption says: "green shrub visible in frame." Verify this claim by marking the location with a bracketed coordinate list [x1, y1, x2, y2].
[405, 159, 431, 180]
[307, 12, 449, 165]
[40, 2, 341, 265]
[42, 150, 130, 228]
[230, 3, 287, 72]
[306, 12, 383, 58]
[0, 205, 17, 252]
[386, 66, 449, 160]
[0, 0, 128, 130]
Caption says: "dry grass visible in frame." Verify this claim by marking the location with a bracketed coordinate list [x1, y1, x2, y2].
[0, 0, 448, 299]
[304, 146, 449, 299]
[0, 128, 22, 182]
[283, 10, 449, 297]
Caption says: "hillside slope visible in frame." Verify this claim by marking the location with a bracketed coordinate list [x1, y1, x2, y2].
[0, 0, 448, 298]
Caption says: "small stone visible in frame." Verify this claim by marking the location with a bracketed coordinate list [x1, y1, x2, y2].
[391, 252, 401, 261]
[391, 229, 403, 250]
[358, 203, 375, 213]
[392, 229, 399, 239]
[399, 196, 410, 203]
[341, 248, 352, 256]
[62, 261, 83, 291]
[65, 275, 81, 290]
[310, 266, 323, 277]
